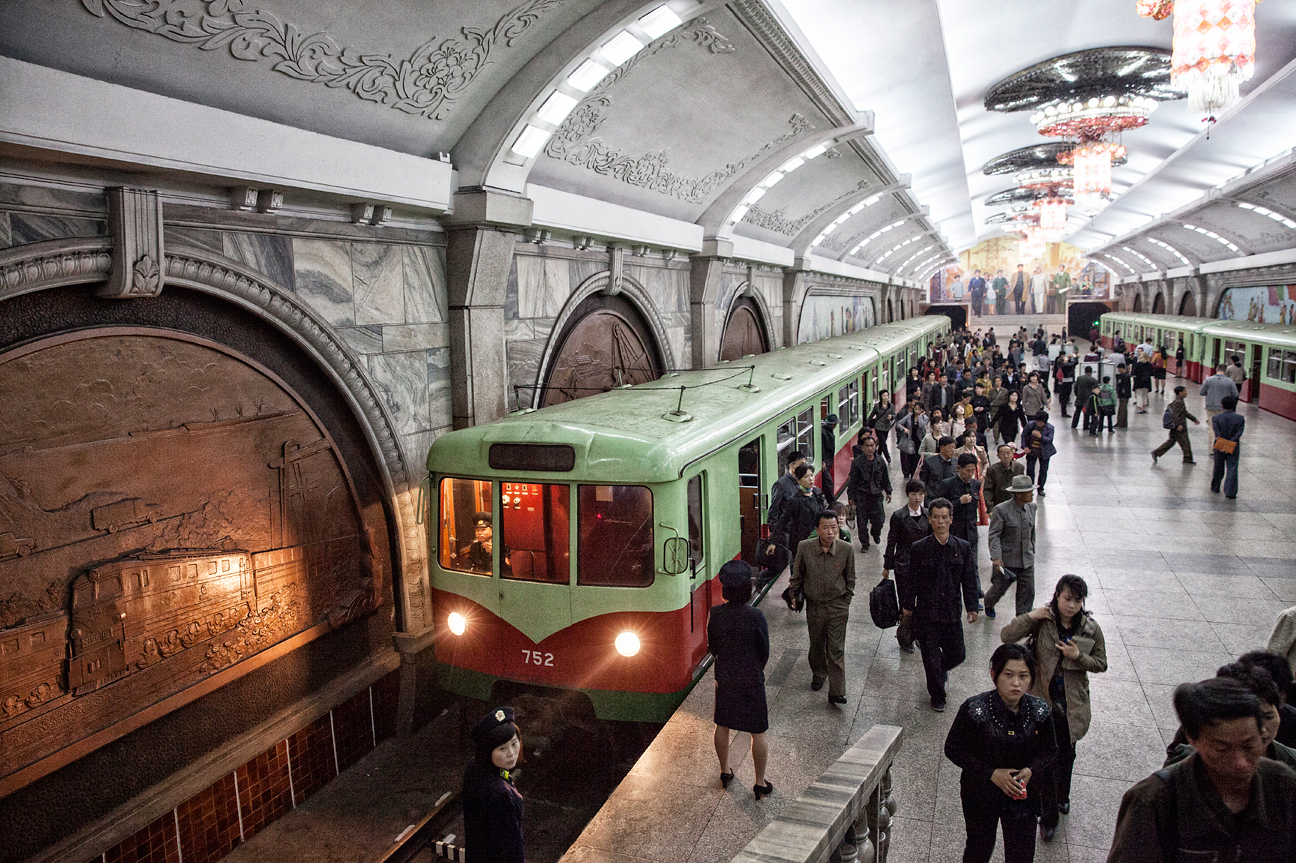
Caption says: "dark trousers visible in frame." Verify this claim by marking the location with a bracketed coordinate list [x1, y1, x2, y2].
[874, 433, 891, 463]
[1025, 455, 1050, 490]
[855, 495, 886, 547]
[1056, 382, 1072, 414]
[962, 793, 1038, 863]
[1070, 399, 1086, 428]
[916, 621, 966, 702]
[1116, 397, 1129, 427]
[900, 450, 921, 479]
[1153, 429, 1193, 462]
[806, 597, 850, 698]
[984, 565, 1036, 617]
[1015, 298, 1026, 314]
[1041, 709, 1075, 829]
[1212, 449, 1240, 497]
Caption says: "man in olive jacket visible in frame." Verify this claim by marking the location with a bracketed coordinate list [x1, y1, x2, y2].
[790, 511, 855, 705]
[1152, 385, 1200, 465]
[983, 443, 1025, 511]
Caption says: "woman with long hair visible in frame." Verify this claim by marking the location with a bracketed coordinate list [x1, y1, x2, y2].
[999, 575, 1107, 841]
[895, 401, 929, 480]
[945, 643, 1057, 863]
[868, 389, 897, 463]
[708, 560, 773, 799]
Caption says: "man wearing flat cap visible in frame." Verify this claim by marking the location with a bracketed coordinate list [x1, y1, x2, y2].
[464, 706, 525, 863]
[984, 474, 1038, 618]
[790, 509, 855, 706]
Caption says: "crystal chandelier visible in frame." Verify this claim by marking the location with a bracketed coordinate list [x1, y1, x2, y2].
[1030, 95, 1157, 138]
[1058, 143, 1125, 214]
[1018, 227, 1046, 261]
[1036, 196, 1068, 241]
[1139, 0, 1258, 118]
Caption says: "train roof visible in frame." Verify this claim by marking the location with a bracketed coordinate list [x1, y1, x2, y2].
[1100, 312, 1218, 333]
[1201, 319, 1296, 349]
[428, 317, 948, 484]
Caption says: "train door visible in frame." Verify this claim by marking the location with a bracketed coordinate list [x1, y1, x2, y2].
[686, 473, 710, 666]
[737, 438, 762, 564]
[1249, 343, 1262, 404]
[497, 482, 571, 669]
[819, 395, 834, 494]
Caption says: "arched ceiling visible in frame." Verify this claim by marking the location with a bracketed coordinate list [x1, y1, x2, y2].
[781, 0, 1296, 258]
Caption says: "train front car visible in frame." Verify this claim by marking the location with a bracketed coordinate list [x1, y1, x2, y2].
[426, 317, 948, 722]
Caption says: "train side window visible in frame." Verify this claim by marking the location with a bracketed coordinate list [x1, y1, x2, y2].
[796, 408, 814, 463]
[578, 485, 654, 587]
[1284, 351, 1296, 384]
[837, 385, 851, 435]
[776, 410, 815, 475]
[500, 483, 569, 583]
[1267, 348, 1282, 380]
[687, 474, 704, 561]
[438, 477, 494, 576]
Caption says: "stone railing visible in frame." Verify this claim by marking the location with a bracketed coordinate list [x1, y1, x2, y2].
[730, 724, 902, 863]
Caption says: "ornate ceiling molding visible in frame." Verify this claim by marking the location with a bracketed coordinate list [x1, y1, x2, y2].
[78, 0, 564, 121]
[743, 179, 871, 238]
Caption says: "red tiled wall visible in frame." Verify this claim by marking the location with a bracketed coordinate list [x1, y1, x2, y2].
[103, 811, 180, 863]
[176, 774, 242, 863]
[332, 688, 375, 773]
[95, 673, 402, 863]
[236, 740, 293, 841]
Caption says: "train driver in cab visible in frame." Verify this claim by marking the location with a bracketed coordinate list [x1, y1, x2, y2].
[463, 511, 494, 573]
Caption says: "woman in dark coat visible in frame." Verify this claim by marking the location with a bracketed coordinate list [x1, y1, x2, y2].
[463, 706, 525, 863]
[945, 643, 1057, 863]
[993, 390, 1027, 450]
[708, 560, 773, 799]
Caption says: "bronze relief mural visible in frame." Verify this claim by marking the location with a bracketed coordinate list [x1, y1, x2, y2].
[0, 330, 381, 788]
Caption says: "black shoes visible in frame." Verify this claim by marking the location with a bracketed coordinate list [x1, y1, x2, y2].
[1058, 801, 1070, 815]
[829, 695, 847, 705]
[930, 698, 946, 712]
[754, 781, 774, 800]
[1184, 460, 1197, 465]
[1041, 824, 1056, 842]
[1036, 488, 1045, 496]
[811, 678, 824, 691]
[720, 771, 734, 788]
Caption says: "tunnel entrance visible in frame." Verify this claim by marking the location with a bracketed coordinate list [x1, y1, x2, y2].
[1068, 301, 1115, 340]
[924, 304, 968, 329]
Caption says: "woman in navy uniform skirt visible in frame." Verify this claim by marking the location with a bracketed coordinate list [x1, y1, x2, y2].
[463, 706, 525, 863]
[708, 560, 774, 799]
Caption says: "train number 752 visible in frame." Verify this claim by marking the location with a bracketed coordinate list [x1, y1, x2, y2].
[521, 650, 554, 667]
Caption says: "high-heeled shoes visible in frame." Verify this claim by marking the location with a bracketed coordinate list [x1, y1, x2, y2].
[720, 771, 734, 788]
[753, 781, 774, 800]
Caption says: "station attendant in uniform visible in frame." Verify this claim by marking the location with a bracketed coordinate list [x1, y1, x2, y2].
[462, 511, 493, 572]
[463, 706, 525, 863]
[707, 560, 774, 800]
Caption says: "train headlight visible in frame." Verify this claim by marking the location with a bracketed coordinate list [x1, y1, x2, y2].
[614, 631, 640, 657]
[447, 612, 467, 636]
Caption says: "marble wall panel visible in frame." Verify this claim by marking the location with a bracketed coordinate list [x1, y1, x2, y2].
[402, 245, 447, 324]
[515, 255, 572, 318]
[223, 232, 295, 290]
[0, 211, 11, 249]
[164, 226, 224, 256]
[0, 183, 103, 213]
[353, 243, 404, 326]
[571, 257, 606, 288]
[506, 338, 547, 409]
[337, 325, 384, 356]
[401, 430, 440, 474]
[427, 346, 452, 428]
[8, 213, 106, 245]
[368, 351, 429, 437]
[293, 238, 355, 327]
[384, 322, 449, 354]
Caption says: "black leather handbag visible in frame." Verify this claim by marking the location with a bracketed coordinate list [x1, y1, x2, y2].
[869, 576, 901, 629]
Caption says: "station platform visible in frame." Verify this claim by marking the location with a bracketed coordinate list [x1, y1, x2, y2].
[562, 371, 1296, 863]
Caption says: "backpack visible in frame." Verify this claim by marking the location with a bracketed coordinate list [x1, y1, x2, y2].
[1097, 384, 1116, 414]
[869, 576, 901, 629]
[1162, 404, 1174, 430]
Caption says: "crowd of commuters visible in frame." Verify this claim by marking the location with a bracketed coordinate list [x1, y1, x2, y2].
[465, 323, 1273, 863]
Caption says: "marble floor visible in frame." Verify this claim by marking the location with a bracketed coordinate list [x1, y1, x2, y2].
[562, 373, 1296, 863]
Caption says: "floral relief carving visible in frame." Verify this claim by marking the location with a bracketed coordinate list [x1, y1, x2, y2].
[543, 18, 816, 203]
[78, 0, 563, 120]
[742, 180, 873, 237]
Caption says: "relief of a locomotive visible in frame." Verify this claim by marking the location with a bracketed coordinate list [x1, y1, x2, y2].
[68, 551, 256, 694]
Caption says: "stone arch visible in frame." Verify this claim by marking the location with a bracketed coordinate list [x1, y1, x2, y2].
[0, 237, 430, 635]
[532, 270, 676, 408]
[1132, 292, 1144, 312]
[887, 297, 894, 323]
[1179, 291, 1197, 316]
[1152, 291, 1165, 313]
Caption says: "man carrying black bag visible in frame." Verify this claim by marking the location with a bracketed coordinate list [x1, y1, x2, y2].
[883, 479, 930, 653]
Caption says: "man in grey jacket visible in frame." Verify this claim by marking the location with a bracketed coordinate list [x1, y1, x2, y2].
[1199, 364, 1238, 449]
[984, 474, 1038, 618]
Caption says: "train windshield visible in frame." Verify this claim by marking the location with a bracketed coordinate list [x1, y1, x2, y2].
[577, 485, 654, 587]
[438, 478, 493, 575]
[500, 482, 569, 583]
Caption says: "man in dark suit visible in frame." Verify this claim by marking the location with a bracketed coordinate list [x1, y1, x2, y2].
[1010, 264, 1028, 314]
[847, 435, 891, 550]
[900, 498, 980, 711]
[922, 436, 958, 501]
[883, 479, 930, 654]
[940, 453, 983, 572]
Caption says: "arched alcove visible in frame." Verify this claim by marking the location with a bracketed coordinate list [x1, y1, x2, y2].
[1152, 292, 1165, 313]
[887, 298, 894, 322]
[1179, 291, 1197, 316]
[719, 296, 770, 361]
[1132, 293, 1144, 312]
[538, 292, 665, 407]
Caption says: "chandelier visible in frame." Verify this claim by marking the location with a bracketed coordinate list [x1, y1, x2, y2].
[1139, 0, 1258, 118]
[1018, 227, 1046, 261]
[1016, 167, 1073, 191]
[1036, 197, 1069, 241]
[1059, 143, 1126, 214]
[1029, 95, 1157, 138]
